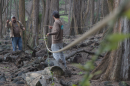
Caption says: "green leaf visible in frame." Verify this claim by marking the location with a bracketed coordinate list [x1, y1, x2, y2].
[78, 72, 83, 75]
[107, 34, 130, 43]
[51, 82, 55, 86]
[94, 71, 101, 75]
[72, 84, 77, 86]
[102, 33, 130, 52]
[123, 9, 130, 19]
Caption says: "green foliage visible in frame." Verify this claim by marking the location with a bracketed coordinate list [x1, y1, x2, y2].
[30, 51, 33, 54]
[72, 85, 77, 86]
[78, 72, 83, 75]
[99, 34, 130, 52]
[59, 11, 65, 14]
[123, 9, 130, 19]
[59, 10, 69, 22]
[38, 13, 42, 24]
[61, 16, 68, 23]
[44, 37, 47, 41]
[25, 16, 28, 21]
[39, 39, 43, 40]
[51, 82, 55, 86]
[59, 0, 65, 6]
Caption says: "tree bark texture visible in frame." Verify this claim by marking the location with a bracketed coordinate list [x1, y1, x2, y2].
[32, 0, 39, 47]
[0, 0, 2, 38]
[70, 0, 83, 35]
[92, 0, 130, 81]
[19, 0, 26, 50]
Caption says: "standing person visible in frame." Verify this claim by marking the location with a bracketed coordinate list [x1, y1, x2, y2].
[47, 11, 67, 68]
[6, 16, 25, 51]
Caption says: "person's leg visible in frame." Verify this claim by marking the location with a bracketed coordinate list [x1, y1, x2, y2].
[59, 43, 67, 68]
[51, 44, 60, 61]
[60, 52, 66, 67]
[18, 37, 23, 51]
[12, 37, 17, 51]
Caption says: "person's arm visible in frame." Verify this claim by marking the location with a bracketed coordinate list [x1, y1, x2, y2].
[6, 20, 11, 28]
[49, 26, 53, 29]
[49, 22, 59, 35]
[19, 21, 25, 31]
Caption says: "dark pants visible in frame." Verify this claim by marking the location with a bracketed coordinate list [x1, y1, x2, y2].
[12, 37, 22, 51]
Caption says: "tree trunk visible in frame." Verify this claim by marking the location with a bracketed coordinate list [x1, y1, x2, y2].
[92, 0, 130, 81]
[3, 0, 7, 36]
[70, 0, 83, 36]
[64, 0, 67, 14]
[90, 0, 94, 27]
[43, 0, 50, 36]
[10, 0, 12, 19]
[0, 0, 2, 38]
[32, 0, 39, 47]
[41, 0, 46, 38]
[19, 0, 26, 50]
[68, 0, 72, 24]
[26, 1, 33, 45]
[14, 0, 19, 19]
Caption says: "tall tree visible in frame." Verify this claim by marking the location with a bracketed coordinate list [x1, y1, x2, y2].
[41, 0, 46, 38]
[90, 0, 94, 26]
[10, 0, 12, 19]
[68, 0, 73, 27]
[69, 0, 83, 35]
[0, 0, 2, 38]
[32, 0, 39, 47]
[14, 0, 19, 19]
[92, 0, 130, 81]
[19, 0, 26, 50]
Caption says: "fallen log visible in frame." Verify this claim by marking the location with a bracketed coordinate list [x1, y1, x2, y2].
[23, 66, 64, 86]
[66, 49, 103, 60]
